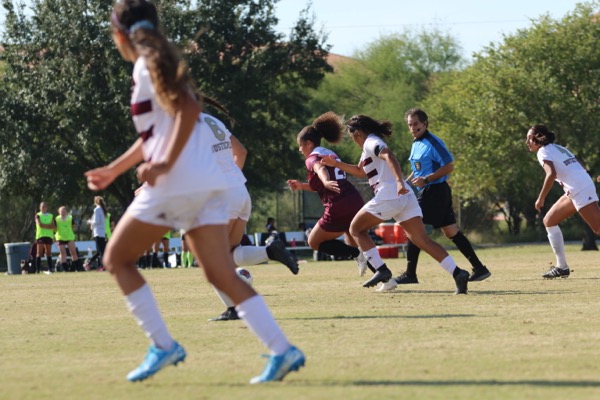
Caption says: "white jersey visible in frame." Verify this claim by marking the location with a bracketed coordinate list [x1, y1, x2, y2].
[537, 143, 593, 196]
[201, 112, 246, 186]
[130, 57, 234, 196]
[360, 134, 405, 200]
[90, 206, 106, 238]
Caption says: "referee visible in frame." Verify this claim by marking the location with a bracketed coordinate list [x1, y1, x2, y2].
[395, 108, 491, 284]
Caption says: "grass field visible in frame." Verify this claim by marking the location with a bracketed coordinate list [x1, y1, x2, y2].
[1, 244, 600, 400]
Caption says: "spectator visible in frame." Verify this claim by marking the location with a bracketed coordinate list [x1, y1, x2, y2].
[34, 202, 56, 274]
[55, 206, 84, 272]
[266, 217, 277, 234]
[85, 196, 107, 271]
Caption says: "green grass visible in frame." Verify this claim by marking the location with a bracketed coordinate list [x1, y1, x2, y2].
[1, 244, 600, 400]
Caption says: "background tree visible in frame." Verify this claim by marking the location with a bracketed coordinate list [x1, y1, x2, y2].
[308, 28, 463, 173]
[0, 0, 331, 240]
[424, 1, 600, 244]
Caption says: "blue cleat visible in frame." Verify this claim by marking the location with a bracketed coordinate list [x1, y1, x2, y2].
[127, 341, 186, 382]
[250, 345, 305, 384]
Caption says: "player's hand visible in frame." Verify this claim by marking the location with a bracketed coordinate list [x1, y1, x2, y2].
[397, 181, 410, 196]
[324, 180, 341, 193]
[534, 198, 544, 212]
[85, 167, 117, 191]
[287, 179, 301, 190]
[411, 176, 427, 189]
[320, 155, 337, 167]
[137, 162, 169, 187]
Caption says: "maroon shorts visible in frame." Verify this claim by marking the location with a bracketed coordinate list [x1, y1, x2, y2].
[318, 191, 364, 232]
[36, 237, 53, 245]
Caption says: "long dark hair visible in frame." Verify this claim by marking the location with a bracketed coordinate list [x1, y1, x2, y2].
[346, 114, 393, 140]
[94, 196, 107, 217]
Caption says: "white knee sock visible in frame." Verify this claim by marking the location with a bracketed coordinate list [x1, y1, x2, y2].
[363, 247, 384, 269]
[439, 255, 457, 274]
[546, 225, 568, 268]
[236, 295, 290, 355]
[125, 284, 174, 350]
[214, 286, 235, 308]
[233, 246, 268, 266]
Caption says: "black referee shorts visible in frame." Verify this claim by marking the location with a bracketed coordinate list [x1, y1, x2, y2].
[416, 181, 456, 229]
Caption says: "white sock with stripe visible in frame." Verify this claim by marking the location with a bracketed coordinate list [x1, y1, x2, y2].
[363, 247, 385, 269]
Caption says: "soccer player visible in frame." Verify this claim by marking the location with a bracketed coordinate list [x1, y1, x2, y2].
[55, 206, 84, 272]
[393, 108, 491, 286]
[207, 112, 299, 322]
[321, 114, 470, 294]
[84, 0, 304, 383]
[526, 125, 600, 278]
[287, 111, 369, 276]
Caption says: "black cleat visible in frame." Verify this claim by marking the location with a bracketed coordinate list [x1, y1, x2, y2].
[394, 271, 419, 284]
[542, 266, 570, 279]
[209, 307, 240, 321]
[453, 268, 469, 295]
[363, 266, 392, 288]
[266, 239, 299, 275]
[469, 266, 491, 282]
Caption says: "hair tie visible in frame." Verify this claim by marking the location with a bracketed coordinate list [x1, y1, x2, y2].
[129, 20, 155, 34]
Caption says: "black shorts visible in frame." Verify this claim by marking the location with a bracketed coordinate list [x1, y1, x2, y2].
[36, 237, 53, 245]
[416, 181, 456, 229]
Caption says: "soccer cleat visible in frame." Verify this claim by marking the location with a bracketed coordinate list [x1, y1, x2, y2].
[453, 268, 469, 295]
[469, 266, 491, 282]
[362, 266, 392, 288]
[355, 253, 368, 276]
[394, 271, 419, 284]
[266, 239, 299, 275]
[542, 266, 570, 279]
[376, 279, 398, 292]
[250, 345, 305, 384]
[127, 341, 186, 382]
[209, 307, 240, 321]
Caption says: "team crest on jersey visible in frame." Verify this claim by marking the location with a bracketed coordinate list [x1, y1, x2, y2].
[414, 162, 422, 171]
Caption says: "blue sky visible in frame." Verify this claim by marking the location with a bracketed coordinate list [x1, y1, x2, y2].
[274, 0, 584, 59]
[0, 0, 585, 60]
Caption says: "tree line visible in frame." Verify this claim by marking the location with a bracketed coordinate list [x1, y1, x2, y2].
[0, 0, 598, 247]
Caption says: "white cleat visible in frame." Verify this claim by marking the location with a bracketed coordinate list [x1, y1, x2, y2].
[355, 253, 368, 277]
[376, 279, 398, 292]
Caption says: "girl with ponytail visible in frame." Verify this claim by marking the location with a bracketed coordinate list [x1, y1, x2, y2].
[85, 0, 304, 384]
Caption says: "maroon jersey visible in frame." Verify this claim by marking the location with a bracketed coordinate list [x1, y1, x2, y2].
[306, 147, 364, 232]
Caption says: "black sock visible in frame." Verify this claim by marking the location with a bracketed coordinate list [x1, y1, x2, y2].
[451, 231, 484, 270]
[405, 240, 421, 276]
[318, 240, 360, 259]
[46, 256, 53, 272]
[35, 257, 41, 273]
